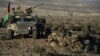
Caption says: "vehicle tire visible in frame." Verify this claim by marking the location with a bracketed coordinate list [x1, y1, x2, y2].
[0, 22, 2, 27]
[32, 30, 37, 39]
[6, 29, 13, 40]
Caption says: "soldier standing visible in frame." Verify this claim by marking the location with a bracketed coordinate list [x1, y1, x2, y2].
[26, 7, 33, 15]
[59, 23, 65, 37]
[86, 25, 97, 53]
[84, 39, 90, 53]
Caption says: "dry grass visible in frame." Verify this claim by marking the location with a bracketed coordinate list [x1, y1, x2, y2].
[0, 13, 100, 56]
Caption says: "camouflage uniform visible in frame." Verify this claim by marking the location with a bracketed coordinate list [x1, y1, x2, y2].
[47, 32, 64, 46]
[64, 31, 82, 51]
[48, 32, 58, 45]
[26, 7, 33, 15]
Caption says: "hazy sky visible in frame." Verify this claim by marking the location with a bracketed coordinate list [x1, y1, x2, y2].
[0, 0, 100, 13]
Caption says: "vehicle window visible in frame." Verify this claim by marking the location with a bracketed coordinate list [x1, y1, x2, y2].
[13, 17, 34, 23]
[14, 18, 22, 22]
[24, 18, 34, 22]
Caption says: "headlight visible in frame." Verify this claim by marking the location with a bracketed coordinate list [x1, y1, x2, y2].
[28, 27, 31, 30]
[14, 25, 18, 30]
[27, 16, 32, 18]
[7, 24, 18, 30]
[15, 16, 20, 18]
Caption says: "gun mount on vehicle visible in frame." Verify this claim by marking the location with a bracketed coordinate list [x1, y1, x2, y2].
[0, 5, 46, 39]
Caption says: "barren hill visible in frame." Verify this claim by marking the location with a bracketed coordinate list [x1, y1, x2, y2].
[0, 0, 100, 16]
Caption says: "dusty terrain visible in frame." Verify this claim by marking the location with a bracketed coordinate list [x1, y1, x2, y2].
[0, 38, 100, 56]
[0, 16, 100, 56]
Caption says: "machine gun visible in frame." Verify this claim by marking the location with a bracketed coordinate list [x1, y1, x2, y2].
[25, 3, 43, 16]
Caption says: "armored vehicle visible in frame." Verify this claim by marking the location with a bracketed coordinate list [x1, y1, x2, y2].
[7, 15, 37, 39]
[0, 4, 45, 39]
[7, 10, 45, 39]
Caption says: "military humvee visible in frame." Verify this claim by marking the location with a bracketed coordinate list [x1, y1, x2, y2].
[2, 7, 45, 39]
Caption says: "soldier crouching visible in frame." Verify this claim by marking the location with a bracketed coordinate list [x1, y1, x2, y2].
[47, 32, 59, 47]
[64, 30, 83, 51]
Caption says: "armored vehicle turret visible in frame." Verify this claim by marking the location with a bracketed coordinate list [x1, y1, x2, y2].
[0, 3, 45, 39]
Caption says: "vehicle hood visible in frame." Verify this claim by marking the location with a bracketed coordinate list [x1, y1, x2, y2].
[16, 22, 36, 30]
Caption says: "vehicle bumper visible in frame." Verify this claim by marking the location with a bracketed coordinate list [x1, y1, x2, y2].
[14, 30, 29, 36]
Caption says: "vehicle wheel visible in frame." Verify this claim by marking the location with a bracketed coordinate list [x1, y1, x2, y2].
[32, 30, 37, 39]
[6, 29, 13, 40]
[0, 23, 2, 27]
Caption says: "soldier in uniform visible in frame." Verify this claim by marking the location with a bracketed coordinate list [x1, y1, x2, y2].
[47, 24, 64, 46]
[84, 39, 90, 53]
[47, 32, 59, 46]
[26, 7, 33, 15]
[64, 30, 82, 51]
[16, 5, 21, 10]
[59, 22, 65, 37]
[85, 25, 97, 53]
[45, 24, 52, 37]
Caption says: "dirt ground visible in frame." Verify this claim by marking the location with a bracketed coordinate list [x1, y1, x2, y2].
[0, 38, 47, 56]
[0, 15, 100, 56]
[0, 38, 100, 56]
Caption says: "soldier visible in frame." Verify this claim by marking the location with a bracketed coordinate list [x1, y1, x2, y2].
[84, 28, 97, 53]
[47, 32, 59, 46]
[59, 23, 65, 32]
[94, 38, 99, 53]
[90, 36, 97, 53]
[59, 22, 65, 37]
[16, 5, 21, 10]
[84, 39, 90, 53]
[26, 7, 33, 15]
[51, 24, 59, 33]
[70, 33, 79, 50]
[12, 8, 16, 15]
[64, 30, 82, 51]
[45, 24, 52, 37]
[87, 25, 95, 34]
